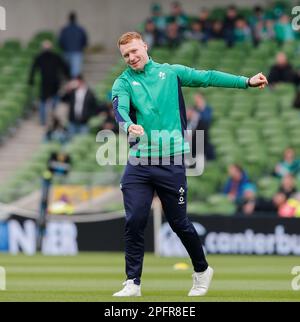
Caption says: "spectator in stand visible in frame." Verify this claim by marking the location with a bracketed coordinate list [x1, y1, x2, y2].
[149, 3, 167, 34]
[167, 1, 189, 33]
[249, 5, 265, 28]
[165, 21, 183, 48]
[62, 75, 99, 136]
[274, 175, 298, 217]
[278, 174, 298, 200]
[143, 19, 164, 49]
[28, 40, 70, 126]
[249, 5, 265, 46]
[235, 183, 278, 216]
[210, 20, 224, 40]
[184, 20, 207, 43]
[236, 183, 257, 216]
[274, 14, 295, 45]
[59, 12, 88, 78]
[268, 52, 297, 86]
[45, 116, 69, 144]
[264, 19, 276, 39]
[223, 164, 249, 203]
[278, 193, 300, 218]
[237, 181, 300, 217]
[47, 151, 72, 177]
[237, 175, 298, 217]
[272, 192, 287, 215]
[234, 17, 252, 43]
[274, 148, 300, 178]
[252, 19, 275, 46]
[196, 8, 212, 39]
[189, 93, 215, 160]
[223, 5, 238, 47]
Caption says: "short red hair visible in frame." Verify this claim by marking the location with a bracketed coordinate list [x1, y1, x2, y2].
[117, 32, 143, 48]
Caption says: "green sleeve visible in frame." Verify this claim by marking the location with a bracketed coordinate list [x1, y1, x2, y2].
[112, 78, 134, 133]
[171, 64, 249, 89]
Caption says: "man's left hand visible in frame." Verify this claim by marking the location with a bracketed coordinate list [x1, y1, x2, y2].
[249, 72, 268, 89]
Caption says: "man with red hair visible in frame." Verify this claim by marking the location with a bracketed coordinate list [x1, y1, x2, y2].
[112, 31, 268, 297]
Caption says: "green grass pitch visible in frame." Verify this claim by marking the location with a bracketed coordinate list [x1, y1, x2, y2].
[0, 253, 299, 302]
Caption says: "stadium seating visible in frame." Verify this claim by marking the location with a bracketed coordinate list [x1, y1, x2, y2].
[1, 21, 300, 216]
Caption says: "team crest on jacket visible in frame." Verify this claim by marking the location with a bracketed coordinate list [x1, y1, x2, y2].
[132, 81, 141, 86]
[159, 72, 166, 80]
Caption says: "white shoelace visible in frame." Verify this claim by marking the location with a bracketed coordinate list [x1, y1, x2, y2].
[192, 272, 205, 288]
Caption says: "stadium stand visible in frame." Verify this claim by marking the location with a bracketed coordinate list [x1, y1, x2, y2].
[0, 2, 300, 217]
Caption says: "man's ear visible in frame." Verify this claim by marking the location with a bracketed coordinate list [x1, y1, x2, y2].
[143, 42, 148, 51]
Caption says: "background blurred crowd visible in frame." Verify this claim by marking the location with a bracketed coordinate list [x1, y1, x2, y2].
[142, 2, 299, 49]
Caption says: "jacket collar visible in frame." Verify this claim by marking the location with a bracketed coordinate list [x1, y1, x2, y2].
[130, 57, 153, 74]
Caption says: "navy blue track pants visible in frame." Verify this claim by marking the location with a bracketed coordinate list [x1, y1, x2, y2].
[121, 160, 208, 285]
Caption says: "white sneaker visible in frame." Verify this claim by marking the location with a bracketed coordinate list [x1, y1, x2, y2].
[188, 266, 214, 296]
[113, 279, 141, 297]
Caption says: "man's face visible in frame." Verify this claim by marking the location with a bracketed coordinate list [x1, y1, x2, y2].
[119, 39, 149, 71]
[276, 53, 287, 66]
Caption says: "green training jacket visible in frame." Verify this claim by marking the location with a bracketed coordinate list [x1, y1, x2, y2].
[112, 58, 249, 158]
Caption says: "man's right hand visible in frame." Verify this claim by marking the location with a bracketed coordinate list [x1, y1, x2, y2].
[128, 124, 144, 136]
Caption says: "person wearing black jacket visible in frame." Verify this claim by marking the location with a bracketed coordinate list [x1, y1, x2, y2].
[29, 40, 70, 125]
[268, 52, 297, 86]
[62, 75, 99, 136]
[223, 5, 238, 47]
[58, 12, 88, 78]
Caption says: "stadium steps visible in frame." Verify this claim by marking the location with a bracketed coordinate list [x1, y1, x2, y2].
[0, 113, 44, 185]
[83, 50, 119, 89]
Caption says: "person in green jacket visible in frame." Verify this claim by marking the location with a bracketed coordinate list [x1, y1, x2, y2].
[112, 31, 268, 297]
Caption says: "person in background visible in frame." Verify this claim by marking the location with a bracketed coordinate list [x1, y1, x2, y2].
[224, 164, 249, 203]
[249, 5, 265, 46]
[29, 40, 70, 126]
[191, 93, 215, 160]
[268, 52, 297, 86]
[274, 148, 300, 178]
[45, 116, 69, 144]
[274, 14, 295, 45]
[184, 20, 207, 43]
[278, 174, 298, 200]
[234, 17, 252, 43]
[196, 8, 212, 39]
[149, 3, 167, 34]
[47, 150, 72, 176]
[62, 75, 99, 136]
[143, 19, 163, 49]
[236, 183, 278, 216]
[210, 20, 224, 40]
[252, 19, 275, 46]
[165, 20, 183, 48]
[167, 1, 189, 33]
[59, 12, 88, 78]
[223, 5, 238, 47]
[272, 174, 298, 216]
